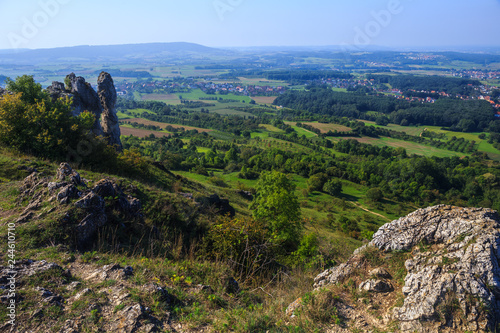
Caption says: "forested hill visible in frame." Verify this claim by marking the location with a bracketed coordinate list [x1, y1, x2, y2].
[274, 87, 498, 132]
[366, 74, 481, 94]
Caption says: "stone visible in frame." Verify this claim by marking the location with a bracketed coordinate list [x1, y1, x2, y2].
[57, 184, 79, 204]
[111, 303, 144, 333]
[358, 279, 392, 293]
[313, 205, 500, 332]
[98, 72, 122, 150]
[65, 73, 103, 135]
[56, 163, 82, 185]
[286, 297, 303, 317]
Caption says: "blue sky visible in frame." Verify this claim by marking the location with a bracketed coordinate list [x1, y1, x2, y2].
[0, 0, 499, 50]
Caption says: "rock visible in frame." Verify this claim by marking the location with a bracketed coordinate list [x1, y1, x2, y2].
[196, 194, 235, 217]
[369, 267, 392, 279]
[57, 184, 79, 204]
[143, 283, 171, 303]
[358, 279, 392, 293]
[313, 205, 500, 332]
[74, 192, 107, 248]
[48, 182, 67, 192]
[47, 73, 124, 150]
[314, 255, 364, 289]
[98, 72, 122, 150]
[75, 191, 105, 211]
[191, 284, 213, 294]
[286, 297, 303, 317]
[65, 73, 103, 136]
[85, 264, 133, 282]
[73, 288, 92, 301]
[92, 178, 122, 198]
[56, 163, 82, 185]
[111, 303, 145, 333]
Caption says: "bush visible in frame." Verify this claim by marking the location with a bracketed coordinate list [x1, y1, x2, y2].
[251, 171, 303, 250]
[323, 179, 342, 196]
[0, 76, 94, 160]
[205, 216, 276, 282]
[366, 187, 383, 202]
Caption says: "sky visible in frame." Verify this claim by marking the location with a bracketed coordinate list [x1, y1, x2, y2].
[0, 0, 499, 50]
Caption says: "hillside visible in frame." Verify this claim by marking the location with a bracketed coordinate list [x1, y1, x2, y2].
[1, 155, 499, 332]
[0, 43, 231, 65]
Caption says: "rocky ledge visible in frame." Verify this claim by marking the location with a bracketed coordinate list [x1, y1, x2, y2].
[311, 205, 500, 332]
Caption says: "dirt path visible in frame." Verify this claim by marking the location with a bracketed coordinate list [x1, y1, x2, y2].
[351, 202, 391, 221]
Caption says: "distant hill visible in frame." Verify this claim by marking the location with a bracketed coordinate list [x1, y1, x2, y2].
[0, 42, 230, 64]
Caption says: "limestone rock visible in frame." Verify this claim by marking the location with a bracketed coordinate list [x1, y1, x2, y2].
[111, 303, 145, 333]
[57, 184, 79, 204]
[74, 192, 107, 248]
[98, 72, 122, 150]
[56, 162, 82, 185]
[46, 73, 123, 150]
[358, 279, 392, 293]
[313, 205, 500, 332]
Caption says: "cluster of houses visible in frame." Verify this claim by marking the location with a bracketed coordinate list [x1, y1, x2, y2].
[452, 70, 500, 80]
[115, 78, 287, 97]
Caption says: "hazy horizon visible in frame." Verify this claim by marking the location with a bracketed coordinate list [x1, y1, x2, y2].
[1, 0, 499, 51]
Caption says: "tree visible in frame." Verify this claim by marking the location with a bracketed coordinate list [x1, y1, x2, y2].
[6, 75, 47, 104]
[307, 173, 327, 192]
[0, 76, 95, 159]
[366, 187, 383, 202]
[323, 179, 342, 196]
[251, 171, 302, 249]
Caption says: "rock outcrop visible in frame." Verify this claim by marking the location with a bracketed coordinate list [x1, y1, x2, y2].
[17, 162, 141, 250]
[311, 205, 500, 332]
[97, 72, 122, 150]
[46, 72, 122, 149]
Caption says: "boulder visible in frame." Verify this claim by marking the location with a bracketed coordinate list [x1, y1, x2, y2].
[313, 205, 500, 332]
[98, 72, 122, 150]
[46, 73, 123, 149]
[196, 194, 235, 217]
[358, 279, 392, 293]
[56, 162, 82, 185]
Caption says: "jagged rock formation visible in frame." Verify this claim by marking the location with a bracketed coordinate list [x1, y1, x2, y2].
[311, 205, 500, 332]
[98, 72, 122, 150]
[18, 162, 141, 250]
[46, 72, 122, 149]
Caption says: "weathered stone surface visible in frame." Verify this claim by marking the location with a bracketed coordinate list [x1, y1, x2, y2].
[46, 73, 123, 149]
[66, 73, 103, 134]
[74, 192, 107, 248]
[111, 303, 145, 333]
[358, 279, 392, 293]
[98, 72, 122, 150]
[56, 162, 82, 185]
[57, 184, 79, 204]
[85, 264, 133, 283]
[313, 255, 364, 288]
[313, 205, 500, 332]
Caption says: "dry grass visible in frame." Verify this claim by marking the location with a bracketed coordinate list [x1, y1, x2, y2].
[252, 96, 278, 104]
[119, 126, 171, 138]
[303, 122, 352, 134]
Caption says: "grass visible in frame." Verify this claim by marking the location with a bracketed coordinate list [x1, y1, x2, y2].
[117, 108, 156, 120]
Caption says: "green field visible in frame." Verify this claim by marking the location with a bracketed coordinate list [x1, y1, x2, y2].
[117, 108, 156, 119]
